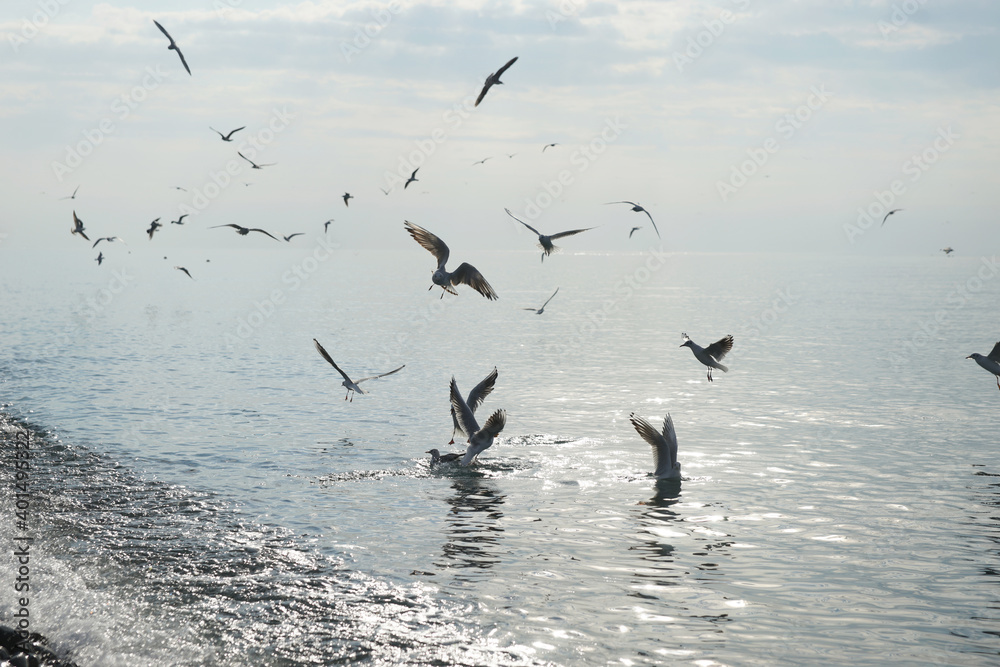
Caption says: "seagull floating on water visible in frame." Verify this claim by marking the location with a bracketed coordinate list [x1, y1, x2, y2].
[313, 338, 405, 402]
[523, 288, 559, 315]
[606, 201, 660, 239]
[630, 412, 680, 481]
[238, 152, 275, 170]
[71, 211, 90, 241]
[211, 223, 280, 241]
[681, 333, 733, 382]
[475, 56, 518, 107]
[504, 208, 594, 262]
[449, 367, 498, 445]
[153, 20, 191, 76]
[426, 449, 463, 465]
[881, 208, 903, 226]
[404, 221, 498, 300]
[210, 126, 245, 142]
[967, 341, 1000, 391]
[450, 377, 506, 466]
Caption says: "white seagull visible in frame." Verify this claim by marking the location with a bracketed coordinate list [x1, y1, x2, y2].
[449, 367, 498, 444]
[450, 377, 506, 466]
[680, 333, 733, 382]
[313, 338, 405, 402]
[629, 412, 680, 481]
[967, 341, 1000, 391]
[523, 287, 559, 314]
[504, 208, 594, 262]
[404, 221, 498, 300]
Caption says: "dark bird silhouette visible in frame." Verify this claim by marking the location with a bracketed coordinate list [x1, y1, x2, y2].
[881, 208, 903, 226]
[404, 221, 498, 300]
[175, 266, 193, 279]
[450, 377, 506, 466]
[942, 247, 954, 255]
[523, 288, 559, 314]
[153, 20, 191, 76]
[504, 208, 594, 262]
[448, 367, 498, 445]
[95, 252, 104, 266]
[238, 152, 275, 170]
[313, 338, 405, 402]
[506, 153, 517, 159]
[323, 219, 334, 233]
[170, 214, 188, 225]
[343, 192, 353, 206]
[629, 226, 642, 238]
[472, 157, 492, 166]
[475, 56, 518, 107]
[171, 186, 187, 192]
[210, 126, 245, 142]
[92, 236, 128, 250]
[404, 168, 420, 189]
[283, 233, 304, 242]
[60, 186, 79, 200]
[71, 211, 90, 241]
[542, 143, 559, 152]
[210, 224, 280, 241]
[680, 333, 733, 383]
[379, 187, 390, 195]
[605, 201, 660, 239]
[967, 341, 1000, 391]
[147, 218, 162, 240]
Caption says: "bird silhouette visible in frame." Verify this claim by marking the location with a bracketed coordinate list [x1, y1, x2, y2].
[522, 288, 559, 314]
[147, 218, 163, 240]
[210, 224, 280, 241]
[606, 201, 660, 239]
[475, 56, 518, 107]
[153, 20, 191, 75]
[404, 168, 420, 189]
[313, 338, 405, 402]
[504, 208, 594, 262]
[680, 333, 733, 382]
[238, 152, 276, 170]
[404, 221, 498, 300]
[210, 126, 245, 142]
[71, 211, 90, 241]
[881, 208, 903, 226]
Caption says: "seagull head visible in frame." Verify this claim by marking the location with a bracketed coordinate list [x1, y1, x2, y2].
[679, 340, 692, 349]
[425, 449, 440, 456]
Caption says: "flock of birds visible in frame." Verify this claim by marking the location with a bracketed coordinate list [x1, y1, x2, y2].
[59, 19, 997, 483]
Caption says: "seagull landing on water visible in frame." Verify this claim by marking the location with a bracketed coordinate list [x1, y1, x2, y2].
[504, 208, 594, 262]
[404, 221, 498, 300]
[680, 333, 733, 382]
[450, 377, 506, 466]
[630, 412, 680, 481]
[523, 288, 559, 314]
[426, 449, 463, 465]
[449, 367, 498, 445]
[967, 341, 1000, 391]
[313, 339, 405, 402]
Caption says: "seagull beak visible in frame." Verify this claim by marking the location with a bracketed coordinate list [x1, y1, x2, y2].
[966, 355, 973, 359]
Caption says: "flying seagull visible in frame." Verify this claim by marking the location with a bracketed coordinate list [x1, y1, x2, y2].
[404, 221, 498, 300]
[283, 233, 304, 242]
[153, 20, 191, 76]
[629, 226, 642, 239]
[71, 211, 90, 241]
[379, 187, 390, 195]
[343, 192, 353, 207]
[92, 236, 128, 249]
[147, 218, 163, 240]
[171, 186, 187, 192]
[449, 367, 498, 445]
[426, 449, 463, 465]
[404, 168, 420, 190]
[967, 341, 1000, 391]
[210, 224, 280, 241]
[942, 247, 954, 255]
[606, 201, 660, 239]
[504, 208, 594, 262]
[680, 333, 733, 382]
[170, 214, 189, 225]
[629, 413, 681, 481]
[60, 186, 79, 200]
[881, 208, 903, 226]
[95, 252, 104, 266]
[175, 266, 193, 279]
[542, 143, 559, 152]
[475, 56, 518, 107]
[313, 338, 405, 402]
[210, 126, 245, 142]
[472, 157, 492, 166]
[323, 219, 334, 233]
[238, 152, 275, 170]
[450, 377, 506, 466]
[523, 287, 559, 315]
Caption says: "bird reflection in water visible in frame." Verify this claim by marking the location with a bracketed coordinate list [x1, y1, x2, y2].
[436, 476, 507, 573]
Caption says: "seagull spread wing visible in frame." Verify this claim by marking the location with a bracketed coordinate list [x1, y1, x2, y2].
[249, 228, 281, 241]
[494, 56, 518, 79]
[481, 409, 506, 437]
[153, 20, 173, 44]
[988, 341, 1000, 362]
[640, 209, 660, 238]
[404, 221, 450, 268]
[630, 413, 675, 478]
[540, 287, 559, 309]
[313, 338, 353, 384]
[466, 367, 498, 413]
[450, 377, 480, 436]
[549, 227, 594, 241]
[355, 364, 405, 385]
[704, 335, 734, 362]
[504, 208, 541, 236]
[450, 263, 498, 300]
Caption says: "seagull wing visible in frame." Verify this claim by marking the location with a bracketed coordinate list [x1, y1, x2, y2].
[494, 56, 518, 79]
[504, 208, 541, 236]
[284, 233, 304, 241]
[249, 228, 281, 241]
[450, 377, 480, 436]
[404, 221, 450, 268]
[704, 335, 734, 362]
[92, 238, 105, 248]
[640, 209, 661, 239]
[313, 338, 353, 384]
[210, 224, 241, 230]
[988, 341, 1000, 362]
[474, 81, 493, 107]
[450, 263, 498, 300]
[153, 20, 174, 45]
[605, 200, 638, 206]
[481, 409, 506, 437]
[661, 414, 678, 470]
[355, 364, 405, 385]
[226, 126, 246, 139]
[237, 152, 257, 167]
[466, 367, 498, 414]
[630, 413, 671, 478]
[549, 227, 594, 241]
[540, 287, 560, 309]
[173, 44, 191, 75]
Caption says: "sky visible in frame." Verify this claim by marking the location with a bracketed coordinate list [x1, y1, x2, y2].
[1, 0, 998, 256]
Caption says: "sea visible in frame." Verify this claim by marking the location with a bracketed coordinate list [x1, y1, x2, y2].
[1, 244, 998, 666]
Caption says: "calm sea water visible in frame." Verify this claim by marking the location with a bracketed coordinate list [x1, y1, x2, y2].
[1, 244, 999, 666]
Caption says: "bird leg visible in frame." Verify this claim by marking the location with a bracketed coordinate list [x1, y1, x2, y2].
[996, 375, 999, 391]
[707, 369, 713, 382]
[448, 439, 455, 445]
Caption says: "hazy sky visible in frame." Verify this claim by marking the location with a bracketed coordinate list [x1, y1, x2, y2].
[2, 0, 998, 256]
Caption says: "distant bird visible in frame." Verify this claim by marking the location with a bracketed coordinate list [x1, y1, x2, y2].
[523, 287, 559, 315]
[313, 338, 405, 402]
[629, 226, 642, 238]
[426, 449, 463, 465]
[881, 208, 903, 226]
[210, 224, 280, 241]
[542, 143, 559, 152]
[175, 266, 193, 279]
[95, 252, 104, 266]
[71, 211, 90, 241]
[404, 168, 420, 189]
[283, 233, 304, 242]
[472, 157, 491, 166]
[606, 201, 660, 239]
[170, 214, 188, 225]
[343, 192, 353, 207]
[171, 186, 187, 192]
[942, 247, 954, 255]
[506, 153, 517, 159]
[379, 187, 390, 195]
[238, 152, 275, 170]
[629, 413, 681, 481]
[404, 221, 498, 300]
[60, 186, 79, 200]
[449, 367, 498, 445]
[210, 126, 245, 142]
[475, 56, 518, 107]
[147, 218, 163, 240]
[152, 20, 191, 76]
[504, 208, 594, 262]
[680, 333, 733, 382]
[323, 219, 334, 233]
[967, 341, 1000, 391]
[450, 377, 506, 466]
[92, 236, 127, 249]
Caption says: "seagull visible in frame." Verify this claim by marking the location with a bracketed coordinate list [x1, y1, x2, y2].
[147, 218, 163, 240]
[475, 56, 518, 107]
[881, 208, 903, 226]
[504, 208, 594, 262]
[210, 126, 245, 142]
[283, 233, 304, 242]
[404, 168, 420, 189]
[153, 20, 191, 76]
[605, 201, 660, 239]
[175, 266, 193, 279]
[680, 333, 733, 382]
[523, 287, 559, 315]
[170, 214, 189, 225]
[323, 219, 334, 233]
[60, 186, 79, 200]
[449, 367, 498, 444]
[542, 143, 559, 152]
[343, 192, 353, 207]
[506, 153, 517, 159]
[171, 186, 187, 192]
[472, 157, 492, 166]
[379, 187, 390, 195]
[238, 152, 275, 170]
[967, 341, 1000, 391]
[313, 338, 405, 402]
[404, 221, 498, 300]
[95, 252, 104, 266]
[211, 224, 280, 241]
[92, 236, 128, 249]
[629, 226, 642, 239]
[450, 377, 506, 466]
[941, 247, 954, 255]
[71, 211, 90, 241]
[426, 449, 463, 465]
[629, 413, 681, 481]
